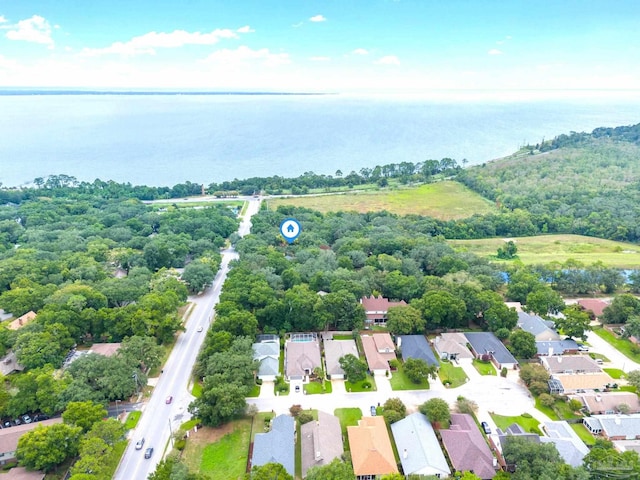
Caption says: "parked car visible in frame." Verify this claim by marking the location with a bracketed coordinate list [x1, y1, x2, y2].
[481, 421, 491, 434]
[22, 414, 32, 424]
[370, 406, 377, 416]
[197, 326, 203, 332]
[144, 447, 154, 459]
[577, 343, 589, 352]
[294, 385, 300, 393]
[135, 438, 145, 450]
[166, 395, 173, 404]
[14, 418, 21, 426]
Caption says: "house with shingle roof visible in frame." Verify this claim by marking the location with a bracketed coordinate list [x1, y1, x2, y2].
[361, 333, 396, 375]
[6, 311, 36, 331]
[577, 299, 610, 319]
[535, 339, 580, 357]
[251, 414, 295, 476]
[397, 335, 439, 367]
[360, 295, 407, 327]
[549, 372, 613, 394]
[464, 332, 518, 370]
[541, 421, 589, 467]
[323, 339, 358, 379]
[285, 335, 321, 382]
[253, 336, 280, 381]
[300, 411, 344, 477]
[348, 416, 398, 479]
[0, 418, 62, 466]
[540, 355, 602, 374]
[441, 413, 497, 479]
[391, 412, 450, 478]
[584, 414, 640, 440]
[434, 332, 474, 361]
[571, 392, 640, 415]
[517, 312, 560, 341]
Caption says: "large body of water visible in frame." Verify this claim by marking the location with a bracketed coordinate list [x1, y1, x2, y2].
[1, 92, 640, 188]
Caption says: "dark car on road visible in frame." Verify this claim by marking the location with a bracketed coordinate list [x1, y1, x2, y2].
[370, 406, 377, 416]
[144, 447, 154, 459]
[481, 421, 491, 434]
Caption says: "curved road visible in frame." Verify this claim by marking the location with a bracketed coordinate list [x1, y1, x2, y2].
[114, 198, 261, 480]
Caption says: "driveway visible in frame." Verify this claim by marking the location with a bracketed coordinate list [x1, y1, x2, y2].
[585, 329, 640, 373]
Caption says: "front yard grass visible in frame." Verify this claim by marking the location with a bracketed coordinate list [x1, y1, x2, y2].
[438, 360, 468, 388]
[389, 365, 430, 390]
[304, 379, 332, 394]
[345, 374, 377, 392]
[334, 408, 362, 451]
[490, 413, 542, 435]
[603, 368, 626, 379]
[124, 411, 141, 430]
[473, 359, 497, 376]
[593, 327, 640, 363]
[247, 384, 261, 397]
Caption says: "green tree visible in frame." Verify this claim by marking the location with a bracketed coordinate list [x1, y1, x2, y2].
[554, 304, 591, 340]
[62, 401, 107, 433]
[455, 396, 478, 415]
[403, 358, 436, 383]
[508, 330, 537, 358]
[189, 381, 248, 427]
[413, 290, 466, 329]
[504, 436, 588, 479]
[583, 439, 640, 479]
[182, 260, 216, 293]
[86, 418, 125, 446]
[14, 322, 75, 369]
[383, 397, 407, 425]
[419, 398, 451, 427]
[247, 462, 293, 480]
[525, 286, 565, 316]
[519, 363, 550, 387]
[306, 458, 355, 480]
[626, 370, 640, 390]
[602, 294, 640, 324]
[386, 305, 425, 334]
[497, 240, 518, 259]
[17, 423, 82, 472]
[339, 354, 368, 383]
[118, 335, 164, 371]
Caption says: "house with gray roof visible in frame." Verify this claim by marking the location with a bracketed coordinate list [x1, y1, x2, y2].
[323, 339, 358, 379]
[441, 413, 497, 479]
[301, 411, 343, 477]
[285, 335, 321, 382]
[434, 332, 474, 361]
[397, 335, 439, 367]
[517, 312, 560, 341]
[540, 355, 602, 375]
[253, 336, 280, 381]
[541, 421, 589, 467]
[464, 332, 518, 370]
[251, 414, 295, 476]
[391, 412, 450, 478]
[535, 339, 580, 357]
[584, 414, 640, 440]
[496, 423, 540, 453]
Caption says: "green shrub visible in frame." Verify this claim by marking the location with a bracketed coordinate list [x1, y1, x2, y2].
[174, 439, 186, 450]
[361, 381, 372, 389]
[521, 413, 532, 418]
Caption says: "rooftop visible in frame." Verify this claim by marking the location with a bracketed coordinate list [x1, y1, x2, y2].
[440, 413, 496, 479]
[323, 339, 358, 376]
[464, 332, 518, 366]
[348, 416, 398, 477]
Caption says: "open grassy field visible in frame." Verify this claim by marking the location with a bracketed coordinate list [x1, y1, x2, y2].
[450, 234, 640, 268]
[266, 181, 496, 219]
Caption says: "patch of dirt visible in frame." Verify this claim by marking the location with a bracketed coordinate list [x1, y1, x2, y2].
[188, 422, 239, 444]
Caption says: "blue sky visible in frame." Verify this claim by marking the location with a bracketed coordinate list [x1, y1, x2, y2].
[1, 0, 639, 95]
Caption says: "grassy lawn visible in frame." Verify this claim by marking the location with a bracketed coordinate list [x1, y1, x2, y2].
[345, 374, 377, 392]
[449, 234, 640, 268]
[571, 423, 596, 446]
[593, 327, 640, 362]
[192, 381, 203, 398]
[589, 352, 610, 362]
[438, 360, 468, 388]
[491, 413, 542, 435]
[247, 384, 261, 397]
[389, 365, 430, 390]
[304, 380, 332, 394]
[266, 181, 496, 219]
[473, 359, 497, 376]
[333, 334, 354, 340]
[183, 418, 251, 480]
[535, 398, 581, 421]
[604, 368, 626, 379]
[124, 411, 141, 430]
[334, 408, 362, 450]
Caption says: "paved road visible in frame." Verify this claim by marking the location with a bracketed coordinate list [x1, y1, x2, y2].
[113, 198, 261, 480]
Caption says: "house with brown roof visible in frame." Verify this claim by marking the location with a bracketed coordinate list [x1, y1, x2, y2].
[360, 296, 407, 327]
[577, 299, 610, 320]
[440, 413, 497, 479]
[434, 332, 474, 362]
[348, 416, 398, 479]
[323, 339, 359, 379]
[6, 311, 36, 331]
[571, 392, 640, 415]
[0, 418, 62, 466]
[284, 334, 322, 382]
[548, 372, 613, 394]
[540, 355, 602, 375]
[2, 467, 45, 480]
[301, 411, 344, 477]
[361, 333, 396, 376]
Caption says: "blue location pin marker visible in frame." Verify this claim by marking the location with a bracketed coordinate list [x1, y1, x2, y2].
[280, 218, 301, 244]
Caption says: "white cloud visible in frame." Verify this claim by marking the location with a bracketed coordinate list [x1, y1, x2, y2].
[0, 54, 18, 69]
[80, 28, 239, 57]
[6, 15, 53, 45]
[352, 48, 369, 55]
[0, 15, 8, 24]
[237, 25, 254, 33]
[310, 56, 330, 61]
[309, 15, 326, 22]
[488, 48, 503, 55]
[205, 45, 290, 67]
[374, 55, 400, 65]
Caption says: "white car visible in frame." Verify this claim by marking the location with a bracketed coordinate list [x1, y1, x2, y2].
[197, 326, 203, 332]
